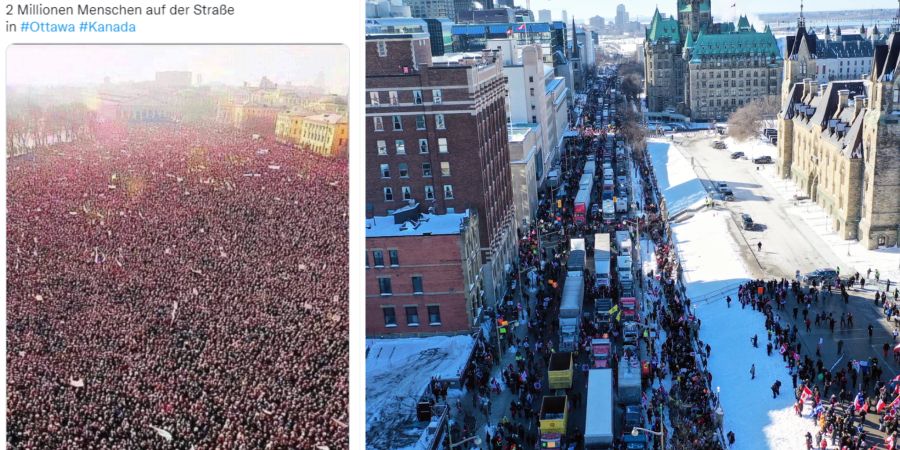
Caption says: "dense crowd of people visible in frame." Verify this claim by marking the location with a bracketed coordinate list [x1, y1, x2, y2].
[7, 121, 348, 449]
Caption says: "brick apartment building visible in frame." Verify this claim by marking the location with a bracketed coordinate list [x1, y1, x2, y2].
[365, 33, 517, 305]
[365, 207, 482, 336]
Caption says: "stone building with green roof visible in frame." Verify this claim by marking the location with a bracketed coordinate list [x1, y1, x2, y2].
[644, 0, 783, 121]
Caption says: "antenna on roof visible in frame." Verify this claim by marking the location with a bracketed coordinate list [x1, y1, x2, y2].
[893, 0, 900, 33]
[798, 0, 805, 28]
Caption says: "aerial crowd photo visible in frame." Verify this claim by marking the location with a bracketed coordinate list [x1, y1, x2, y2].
[363, 0, 900, 449]
[6, 45, 349, 449]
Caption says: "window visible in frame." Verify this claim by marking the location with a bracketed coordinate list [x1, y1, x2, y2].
[384, 187, 393, 201]
[530, 87, 535, 96]
[389, 249, 399, 266]
[425, 185, 435, 199]
[401, 186, 412, 200]
[378, 277, 392, 296]
[389, 91, 399, 105]
[419, 139, 429, 154]
[416, 115, 426, 130]
[422, 163, 432, 177]
[532, 115, 537, 124]
[398, 163, 409, 178]
[380, 164, 390, 178]
[392, 115, 402, 131]
[443, 184, 454, 199]
[395, 140, 406, 154]
[382, 306, 396, 326]
[435, 114, 446, 130]
[435, 138, 447, 153]
[427, 305, 441, 325]
[376, 140, 387, 155]
[413, 90, 423, 104]
[528, 76, 534, 82]
[412, 276, 424, 294]
[373, 250, 384, 267]
[373, 116, 384, 131]
[377, 41, 387, 57]
[370, 92, 380, 106]
[432, 89, 442, 104]
[405, 306, 420, 326]
[440, 161, 451, 177]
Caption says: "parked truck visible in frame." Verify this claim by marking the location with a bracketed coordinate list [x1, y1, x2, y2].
[568, 238, 586, 277]
[584, 369, 614, 448]
[595, 259, 611, 287]
[616, 230, 632, 256]
[602, 199, 615, 222]
[548, 352, 574, 389]
[595, 298, 613, 333]
[618, 357, 642, 404]
[591, 338, 612, 368]
[616, 195, 628, 213]
[559, 276, 584, 352]
[594, 233, 611, 262]
[620, 297, 639, 323]
[540, 395, 569, 436]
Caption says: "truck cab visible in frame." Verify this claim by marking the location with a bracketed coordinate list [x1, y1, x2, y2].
[622, 322, 640, 344]
[602, 199, 615, 222]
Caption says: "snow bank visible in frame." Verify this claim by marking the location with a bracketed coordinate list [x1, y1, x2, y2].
[646, 140, 707, 216]
[671, 210, 818, 450]
[723, 137, 778, 161]
[366, 335, 475, 449]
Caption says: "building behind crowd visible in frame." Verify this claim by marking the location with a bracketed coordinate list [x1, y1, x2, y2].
[644, 0, 783, 121]
[365, 33, 517, 306]
[297, 113, 349, 155]
[365, 207, 482, 336]
[776, 29, 900, 249]
[783, 21, 884, 94]
[507, 124, 540, 229]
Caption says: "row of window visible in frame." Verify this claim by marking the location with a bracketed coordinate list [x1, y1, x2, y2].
[377, 276, 423, 295]
[380, 162, 450, 178]
[382, 304, 441, 327]
[383, 184, 454, 202]
[375, 137, 448, 155]
[373, 113, 447, 132]
[368, 249, 399, 267]
[369, 89, 443, 106]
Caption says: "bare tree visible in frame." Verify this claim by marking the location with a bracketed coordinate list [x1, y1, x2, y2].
[727, 95, 780, 142]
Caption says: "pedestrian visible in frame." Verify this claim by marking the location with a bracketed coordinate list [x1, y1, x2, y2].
[751, 364, 756, 380]
[772, 379, 782, 398]
[884, 342, 891, 359]
[837, 340, 844, 355]
[752, 334, 758, 348]
[727, 430, 736, 446]
[869, 324, 874, 340]
[726, 295, 732, 308]
[767, 342, 773, 356]
[758, 241, 762, 252]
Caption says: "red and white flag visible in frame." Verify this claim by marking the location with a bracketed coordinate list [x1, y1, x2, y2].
[887, 433, 895, 450]
[878, 398, 887, 413]
[800, 386, 813, 403]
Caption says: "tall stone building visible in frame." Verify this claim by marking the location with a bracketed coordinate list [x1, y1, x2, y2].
[776, 31, 900, 249]
[644, 0, 783, 121]
[365, 33, 517, 305]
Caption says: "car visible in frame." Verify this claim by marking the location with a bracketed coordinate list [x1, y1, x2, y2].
[741, 213, 754, 230]
[712, 140, 727, 149]
[730, 151, 745, 159]
[716, 182, 729, 192]
[803, 268, 839, 286]
[753, 155, 773, 164]
[721, 189, 735, 201]
[591, 203, 601, 216]
[624, 405, 643, 433]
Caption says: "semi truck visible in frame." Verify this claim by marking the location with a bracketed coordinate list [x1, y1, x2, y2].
[584, 369, 614, 448]
[616, 230, 632, 256]
[568, 238, 586, 277]
[559, 275, 584, 352]
[618, 357, 642, 404]
[595, 259, 611, 287]
[602, 199, 615, 222]
[548, 352, 574, 389]
[616, 195, 628, 213]
[591, 338, 612, 368]
[594, 233, 611, 262]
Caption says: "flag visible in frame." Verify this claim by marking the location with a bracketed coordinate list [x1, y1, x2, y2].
[150, 425, 173, 441]
[608, 304, 619, 315]
[516, 23, 526, 31]
[879, 398, 888, 413]
[507, 26, 513, 36]
[888, 433, 896, 450]
[69, 377, 85, 388]
[800, 386, 813, 403]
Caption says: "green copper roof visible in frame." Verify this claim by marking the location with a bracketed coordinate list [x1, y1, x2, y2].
[679, 0, 711, 13]
[720, 22, 736, 33]
[737, 15, 751, 31]
[647, 8, 681, 44]
[685, 30, 695, 48]
[689, 29, 783, 63]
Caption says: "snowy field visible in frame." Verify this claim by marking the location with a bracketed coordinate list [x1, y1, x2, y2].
[366, 335, 475, 449]
[723, 138, 899, 284]
[671, 209, 819, 450]
[646, 140, 707, 216]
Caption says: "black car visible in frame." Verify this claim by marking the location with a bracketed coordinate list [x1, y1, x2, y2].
[712, 140, 727, 149]
[730, 151, 745, 159]
[753, 156, 773, 164]
[721, 189, 735, 201]
[803, 268, 839, 286]
[741, 213, 754, 230]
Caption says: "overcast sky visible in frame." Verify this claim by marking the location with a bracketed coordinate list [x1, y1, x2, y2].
[527, 0, 897, 22]
[7, 45, 348, 94]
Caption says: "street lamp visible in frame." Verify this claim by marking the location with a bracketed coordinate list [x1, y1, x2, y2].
[632, 425, 664, 450]
[450, 436, 482, 449]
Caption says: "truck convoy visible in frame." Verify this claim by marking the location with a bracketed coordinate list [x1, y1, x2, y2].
[584, 369, 614, 448]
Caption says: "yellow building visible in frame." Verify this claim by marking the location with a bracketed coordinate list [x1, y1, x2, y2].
[275, 109, 307, 145]
[298, 113, 348, 156]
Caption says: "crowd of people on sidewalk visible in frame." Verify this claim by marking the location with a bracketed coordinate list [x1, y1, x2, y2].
[7, 122, 349, 449]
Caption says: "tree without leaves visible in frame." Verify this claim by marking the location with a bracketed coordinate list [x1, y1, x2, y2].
[726, 95, 780, 142]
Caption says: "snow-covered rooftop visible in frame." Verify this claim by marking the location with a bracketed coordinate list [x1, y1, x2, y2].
[365, 210, 469, 238]
[366, 335, 475, 449]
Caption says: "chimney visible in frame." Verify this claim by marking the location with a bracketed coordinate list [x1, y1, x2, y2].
[809, 81, 819, 97]
[803, 78, 813, 96]
[854, 95, 866, 117]
[838, 89, 850, 107]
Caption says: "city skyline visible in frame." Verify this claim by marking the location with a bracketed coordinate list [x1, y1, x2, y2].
[524, 0, 896, 24]
[7, 45, 349, 95]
